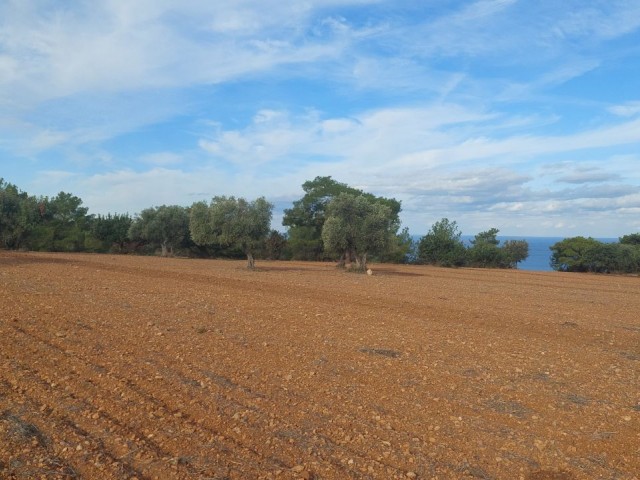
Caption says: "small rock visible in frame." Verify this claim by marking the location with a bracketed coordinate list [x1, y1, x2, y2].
[366, 269, 373, 275]
[406, 472, 417, 479]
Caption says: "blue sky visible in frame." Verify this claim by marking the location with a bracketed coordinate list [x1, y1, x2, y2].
[1, 0, 640, 237]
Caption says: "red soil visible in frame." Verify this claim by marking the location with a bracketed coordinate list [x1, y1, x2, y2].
[1, 251, 638, 479]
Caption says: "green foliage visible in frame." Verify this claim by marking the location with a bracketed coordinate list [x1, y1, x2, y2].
[189, 196, 273, 269]
[89, 213, 133, 252]
[0, 179, 21, 248]
[283, 176, 364, 260]
[321, 193, 395, 272]
[472, 228, 500, 246]
[418, 220, 529, 269]
[0, 179, 40, 249]
[467, 228, 506, 268]
[620, 233, 640, 245]
[549, 236, 604, 272]
[22, 192, 91, 252]
[612, 244, 640, 273]
[286, 225, 322, 260]
[375, 227, 416, 264]
[551, 237, 640, 273]
[46, 192, 89, 225]
[502, 239, 529, 269]
[283, 176, 401, 260]
[129, 205, 189, 256]
[417, 218, 466, 267]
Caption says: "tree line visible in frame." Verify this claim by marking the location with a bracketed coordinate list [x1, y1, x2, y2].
[2, 176, 638, 273]
[549, 235, 640, 273]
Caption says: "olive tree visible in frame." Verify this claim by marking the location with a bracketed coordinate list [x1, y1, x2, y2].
[128, 205, 189, 257]
[189, 196, 273, 269]
[283, 176, 401, 260]
[321, 193, 395, 272]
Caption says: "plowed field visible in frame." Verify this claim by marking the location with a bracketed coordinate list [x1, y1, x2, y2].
[1, 251, 638, 480]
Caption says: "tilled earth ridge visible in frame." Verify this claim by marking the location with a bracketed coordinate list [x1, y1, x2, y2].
[0, 251, 638, 480]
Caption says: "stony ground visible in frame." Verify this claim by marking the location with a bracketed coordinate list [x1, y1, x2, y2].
[0, 251, 638, 480]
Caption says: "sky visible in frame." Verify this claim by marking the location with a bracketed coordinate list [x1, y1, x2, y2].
[1, 0, 640, 237]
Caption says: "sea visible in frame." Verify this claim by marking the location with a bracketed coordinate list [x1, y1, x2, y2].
[413, 235, 619, 272]
[483, 236, 564, 272]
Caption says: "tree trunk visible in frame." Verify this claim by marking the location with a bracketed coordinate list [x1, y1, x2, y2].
[246, 252, 255, 270]
[354, 252, 367, 272]
[160, 242, 168, 257]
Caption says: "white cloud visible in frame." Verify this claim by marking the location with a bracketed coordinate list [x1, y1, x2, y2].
[608, 101, 640, 117]
[0, 1, 365, 106]
[198, 104, 496, 170]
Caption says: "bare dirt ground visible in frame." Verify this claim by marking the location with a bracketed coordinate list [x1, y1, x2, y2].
[0, 251, 638, 480]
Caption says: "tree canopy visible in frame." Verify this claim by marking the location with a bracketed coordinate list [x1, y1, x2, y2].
[321, 193, 395, 272]
[550, 237, 640, 273]
[417, 218, 466, 267]
[0, 179, 37, 249]
[620, 233, 640, 246]
[549, 236, 603, 272]
[502, 239, 529, 269]
[90, 214, 133, 252]
[467, 228, 504, 268]
[129, 205, 189, 257]
[283, 176, 401, 261]
[189, 196, 273, 269]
